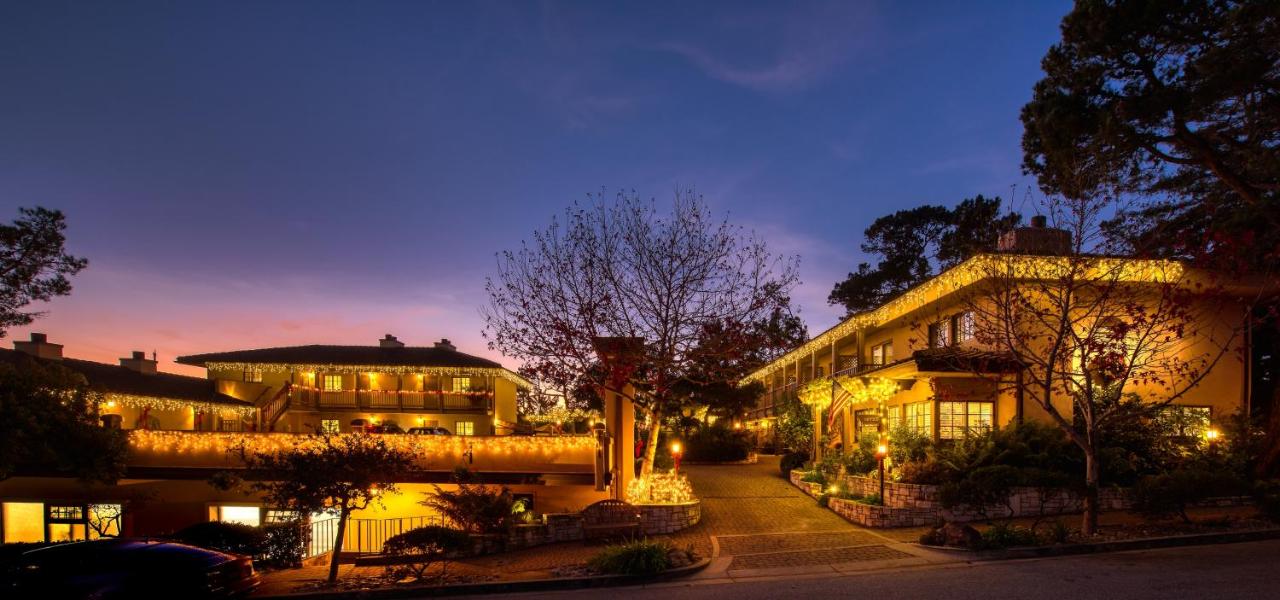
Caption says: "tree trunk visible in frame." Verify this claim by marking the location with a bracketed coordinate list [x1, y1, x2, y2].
[327, 508, 348, 583]
[640, 406, 662, 477]
[1081, 448, 1100, 537]
[812, 405, 822, 463]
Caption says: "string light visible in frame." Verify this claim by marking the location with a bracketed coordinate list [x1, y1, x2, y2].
[99, 393, 256, 419]
[203, 362, 531, 389]
[743, 254, 1189, 385]
[525, 407, 601, 425]
[626, 472, 695, 505]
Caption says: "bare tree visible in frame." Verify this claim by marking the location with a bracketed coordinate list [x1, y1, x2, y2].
[484, 189, 798, 476]
[945, 194, 1247, 535]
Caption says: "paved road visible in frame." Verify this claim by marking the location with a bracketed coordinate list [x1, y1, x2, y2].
[487, 539, 1280, 600]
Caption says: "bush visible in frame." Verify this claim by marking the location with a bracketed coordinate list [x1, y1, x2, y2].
[588, 538, 672, 576]
[800, 469, 826, 486]
[896, 457, 950, 485]
[683, 425, 751, 462]
[1133, 469, 1248, 523]
[938, 465, 1022, 517]
[422, 468, 516, 535]
[779, 451, 807, 476]
[1255, 480, 1280, 522]
[977, 522, 1038, 550]
[171, 520, 307, 570]
[382, 526, 471, 579]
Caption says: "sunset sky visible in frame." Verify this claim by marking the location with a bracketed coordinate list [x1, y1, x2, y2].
[0, 1, 1070, 376]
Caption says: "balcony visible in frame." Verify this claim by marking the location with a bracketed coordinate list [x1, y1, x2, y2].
[289, 387, 492, 413]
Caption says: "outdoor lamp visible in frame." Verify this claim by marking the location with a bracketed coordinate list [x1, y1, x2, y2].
[671, 441, 684, 473]
[876, 438, 889, 500]
[1205, 428, 1221, 442]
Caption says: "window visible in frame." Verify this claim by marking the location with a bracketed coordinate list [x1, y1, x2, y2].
[243, 369, 263, 383]
[452, 377, 472, 393]
[870, 341, 893, 366]
[322, 374, 344, 392]
[886, 405, 902, 429]
[954, 312, 976, 343]
[854, 409, 879, 437]
[939, 401, 994, 440]
[265, 509, 301, 523]
[47, 504, 88, 542]
[319, 419, 340, 434]
[455, 421, 475, 436]
[929, 321, 950, 348]
[1158, 406, 1211, 438]
[3, 503, 45, 543]
[88, 504, 123, 539]
[904, 402, 932, 436]
[213, 505, 261, 527]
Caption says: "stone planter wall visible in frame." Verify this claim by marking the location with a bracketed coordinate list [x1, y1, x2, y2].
[639, 501, 702, 534]
[789, 470, 1247, 528]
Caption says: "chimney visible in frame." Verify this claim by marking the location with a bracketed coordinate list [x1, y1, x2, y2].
[120, 350, 158, 375]
[379, 334, 405, 349]
[997, 215, 1071, 255]
[14, 332, 63, 361]
[434, 338, 456, 352]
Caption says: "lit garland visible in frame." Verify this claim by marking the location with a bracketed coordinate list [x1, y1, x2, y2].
[100, 393, 257, 419]
[625, 472, 696, 505]
[834, 376, 898, 435]
[796, 379, 833, 410]
[742, 254, 1191, 385]
[525, 407, 601, 425]
[126, 430, 598, 469]
[204, 362, 532, 389]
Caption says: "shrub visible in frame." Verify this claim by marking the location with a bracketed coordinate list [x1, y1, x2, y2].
[887, 425, 930, 466]
[800, 470, 826, 486]
[779, 451, 807, 476]
[1255, 480, 1280, 522]
[382, 526, 471, 580]
[171, 520, 307, 570]
[422, 468, 516, 535]
[896, 457, 950, 485]
[1133, 469, 1248, 523]
[938, 465, 1022, 517]
[683, 425, 751, 462]
[977, 522, 1038, 550]
[588, 538, 672, 576]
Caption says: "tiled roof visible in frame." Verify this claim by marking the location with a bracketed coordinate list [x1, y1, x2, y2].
[0, 349, 249, 406]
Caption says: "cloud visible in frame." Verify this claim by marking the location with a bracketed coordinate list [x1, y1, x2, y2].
[658, 3, 882, 93]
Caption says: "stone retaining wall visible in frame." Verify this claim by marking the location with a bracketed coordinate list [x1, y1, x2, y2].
[456, 499, 701, 552]
[639, 501, 702, 534]
[789, 469, 1248, 528]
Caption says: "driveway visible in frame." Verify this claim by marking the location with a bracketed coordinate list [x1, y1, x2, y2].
[678, 456, 954, 578]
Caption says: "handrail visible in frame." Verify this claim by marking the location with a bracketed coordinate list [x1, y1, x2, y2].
[260, 384, 291, 431]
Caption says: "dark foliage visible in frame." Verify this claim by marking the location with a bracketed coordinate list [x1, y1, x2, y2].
[421, 468, 516, 536]
[1132, 469, 1250, 523]
[0, 207, 88, 337]
[171, 520, 308, 570]
[382, 525, 472, 579]
[779, 451, 807, 476]
[588, 538, 671, 576]
[683, 424, 752, 462]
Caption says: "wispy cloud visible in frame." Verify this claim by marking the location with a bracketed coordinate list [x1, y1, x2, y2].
[658, 3, 882, 93]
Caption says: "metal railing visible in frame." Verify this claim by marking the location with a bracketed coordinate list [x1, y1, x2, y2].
[306, 514, 449, 557]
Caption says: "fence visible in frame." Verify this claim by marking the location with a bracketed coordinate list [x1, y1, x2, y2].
[306, 514, 448, 557]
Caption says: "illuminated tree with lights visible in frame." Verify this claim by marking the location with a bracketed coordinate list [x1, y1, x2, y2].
[948, 194, 1246, 536]
[222, 433, 414, 583]
[484, 190, 799, 477]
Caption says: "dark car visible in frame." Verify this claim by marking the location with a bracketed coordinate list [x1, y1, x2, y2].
[407, 426, 451, 435]
[369, 422, 404, 434]
[12, 538, 260, 599]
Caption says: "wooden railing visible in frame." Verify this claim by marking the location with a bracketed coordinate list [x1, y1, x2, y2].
[306, 390, 491, 412]
[261, 385, 291, 431]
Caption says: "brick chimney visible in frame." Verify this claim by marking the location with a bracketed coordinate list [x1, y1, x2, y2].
[120, 350, 158, 375]
[997, 215, 1072, 255]
[14, 332, 63, 361]
[379, 334, 405, 348]
[434, 338, 456, 351]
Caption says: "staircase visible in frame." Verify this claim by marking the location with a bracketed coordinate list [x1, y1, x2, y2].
[259, 383, 292, 431]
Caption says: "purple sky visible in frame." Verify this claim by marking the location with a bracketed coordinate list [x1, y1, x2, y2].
[0, 1, 1070, 375]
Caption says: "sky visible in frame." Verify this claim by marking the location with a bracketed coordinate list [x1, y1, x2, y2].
[0, 0, 1071, 376]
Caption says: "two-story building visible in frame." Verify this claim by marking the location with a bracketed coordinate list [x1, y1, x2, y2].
[743, 221, 1270, 450]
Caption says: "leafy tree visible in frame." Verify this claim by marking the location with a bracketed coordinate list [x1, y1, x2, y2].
[484, 189, 799, 477]
[0, 358, 126, 483]
[829, 196, 1018, 315]
[224, 433, 414, 582]
[0, 207, 88, 337]
[420, 469, 515, 536]
[515, 369, 562, 418]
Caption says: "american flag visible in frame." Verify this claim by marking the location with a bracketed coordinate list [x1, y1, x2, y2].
[827, 382, 852, 435]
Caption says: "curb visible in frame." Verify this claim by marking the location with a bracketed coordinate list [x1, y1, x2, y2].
[255, 556, 713, 600]
[919, 527, 1280, 560]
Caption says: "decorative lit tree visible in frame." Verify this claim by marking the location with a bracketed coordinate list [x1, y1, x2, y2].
[950, 194, 1246, 535]
[224, 433, 414, 583]
[484, 189, 799, 477]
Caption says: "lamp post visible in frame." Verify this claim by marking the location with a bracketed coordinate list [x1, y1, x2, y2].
[875, 440, 888, 501]
[671, 441, 683, 474]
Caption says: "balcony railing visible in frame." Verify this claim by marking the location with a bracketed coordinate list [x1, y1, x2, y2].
[289, 387, 492, 413]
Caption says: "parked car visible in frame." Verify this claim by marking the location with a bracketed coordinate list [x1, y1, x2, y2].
[407, 426, 451, 435]
[368, 422, 404, 434]
[11, 538, 260, 599]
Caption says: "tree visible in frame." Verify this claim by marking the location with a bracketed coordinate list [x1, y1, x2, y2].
[951, 195, 1243, 535]
[0, 207, 88, 337]
[226, 433, 414, 583]
[514, 369, 562, 418]
[484, 189, 799, 477]
[0, 358, 126, 483]
[829, 196, 1019, 315]
[1022, 0, 1280, 477]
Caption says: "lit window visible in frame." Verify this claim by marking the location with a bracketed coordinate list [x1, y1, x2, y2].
[886, 405, 902, 429]
[929, 321, 950, 348]
[1158, 406, 1211, 438]
[452, 377, 472, 393]
[3, 503, 45, 543]
[870, 341, 893, 366]
[954, 312, 975, 343]
[322, 375, 343, 392]
[854, 409, 878, 436]
[243, 369, 263, 383]
[88, 504, 123, 539]
[939, 401, 993, 440]
[214, 505, 261, 527]
[319, 419, 340, 434]
[904, 402, 932, 436]
[455, 421, 475, 436]
[46, 505, 88, 542]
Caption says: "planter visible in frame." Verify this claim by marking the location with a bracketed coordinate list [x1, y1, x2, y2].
[636, 500, 701, 534]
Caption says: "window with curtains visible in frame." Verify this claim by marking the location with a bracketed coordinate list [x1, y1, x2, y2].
[887, 405, 902, 429]
[938, 401, 994, 439]
[322, 374, 343, 392]
[904, 402, 932, 436]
